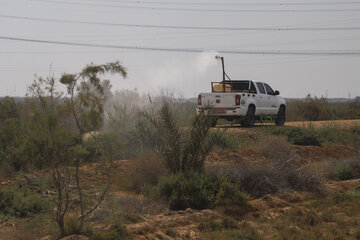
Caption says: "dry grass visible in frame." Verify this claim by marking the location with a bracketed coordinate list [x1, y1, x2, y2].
[124, 157, 167, 193]
[209, 137, 323, 198]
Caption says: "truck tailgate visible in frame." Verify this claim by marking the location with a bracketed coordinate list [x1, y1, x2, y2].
[200, 93, 236, 108]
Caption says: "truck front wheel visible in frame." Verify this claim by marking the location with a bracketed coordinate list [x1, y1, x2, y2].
[241, 106, 255, 127]
[275, 106, 286, 126]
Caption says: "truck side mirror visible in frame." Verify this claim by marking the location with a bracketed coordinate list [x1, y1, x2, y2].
[274, 90, 280, 95]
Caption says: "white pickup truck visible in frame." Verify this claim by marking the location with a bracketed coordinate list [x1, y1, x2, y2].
[196, 80, 286, 127]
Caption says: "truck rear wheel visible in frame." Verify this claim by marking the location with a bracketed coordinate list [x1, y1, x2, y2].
[211, 118, 217, 127]
[275, 106, 286, 126]
[241, 106, 255, 127]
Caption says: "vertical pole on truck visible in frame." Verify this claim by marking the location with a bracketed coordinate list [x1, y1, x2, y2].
[215, 55, 226, 91]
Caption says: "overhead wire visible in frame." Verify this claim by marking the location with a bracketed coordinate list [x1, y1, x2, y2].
[1, 36, 360, 56]
[80, 0, 360, 6]
[2, 15, 360, 31]
[16, 0, 360, 13]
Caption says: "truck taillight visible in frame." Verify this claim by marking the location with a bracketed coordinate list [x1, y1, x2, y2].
[198, 95, 202, 105]
[235, 95, 241, 105]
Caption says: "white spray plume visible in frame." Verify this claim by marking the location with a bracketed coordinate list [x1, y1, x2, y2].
[118, 51, 221, 98]
[194, 51, 219, 74]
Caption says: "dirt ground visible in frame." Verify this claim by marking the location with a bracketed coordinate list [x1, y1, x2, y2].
[218, 118, 360, 130]
[284, 119, 360, 129]
[1, 119, 360, 240]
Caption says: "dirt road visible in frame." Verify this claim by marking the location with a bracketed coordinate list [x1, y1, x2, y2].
[284, 119, 360, 128]
[218, 119, 360, 129]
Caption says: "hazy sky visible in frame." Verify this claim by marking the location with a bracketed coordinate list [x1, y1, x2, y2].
[1, 0, 360, 98]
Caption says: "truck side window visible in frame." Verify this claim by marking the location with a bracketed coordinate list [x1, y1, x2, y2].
[256, 83, 265, 94]
[264, 83, 275, 95]
[250, 82, 257, 93]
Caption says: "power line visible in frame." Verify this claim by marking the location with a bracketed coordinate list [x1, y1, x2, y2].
[0, 50, 141, 54]
[22, 0, 360, 12]
[91, 0, 360, 6]
[2, 15, 360, 31]
[1, 36, 360, 56]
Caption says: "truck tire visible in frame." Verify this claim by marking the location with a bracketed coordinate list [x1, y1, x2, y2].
[275, 106, 286, 126]
[241, 106, 255, 127]
[211, 118, 217, 127]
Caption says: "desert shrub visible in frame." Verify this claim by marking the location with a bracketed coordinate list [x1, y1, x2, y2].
[64, 216, 82, 236]
[198, 218, 222, 232]
[347, 158, 360, 178]
[259, 136, 292, 160]
[292, 130, 322, 146]
[286, 95, 360, 121]
[221, 217, 238, 229]
[0, 185, 47, 217]
[211, 139, 323, 198]
[213, 132, 241, 150]
[89, 225, 127, 240]
[288, 208, 320, 227]
[89, 230, 126, 240]
[238, 165, 283, 198]
[198, 217, 238, 232]
[273, 123, 360, 146]
[322, 159, 360, 181]
[233, 161, 322, 198]
[152, 172, 248, 210]
[334, 165, 353, 181]
[272, 126, 322, 146]
[286, 95, 333, 121]
[165, 228, 177, 238]
[134, 101, 218, 174]
[127, 157, 167, 193]
[198, 229, 260, 240]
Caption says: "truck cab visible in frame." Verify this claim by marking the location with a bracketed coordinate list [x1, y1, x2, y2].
[196, 80, 286, 127]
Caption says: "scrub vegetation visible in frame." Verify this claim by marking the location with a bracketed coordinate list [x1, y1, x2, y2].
[0, 65, 360, 239]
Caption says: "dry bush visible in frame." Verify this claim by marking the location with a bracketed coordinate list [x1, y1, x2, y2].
[89, 196, 166, 224]
[349, 158, 360, 179]
[126, 157, 167, 193]
[258, 136, 294, 161]
[321, 158, 360, 181]
[212, 160, 322, 198]
[114, 196, 167, 216]
[209, 138, 323, 198]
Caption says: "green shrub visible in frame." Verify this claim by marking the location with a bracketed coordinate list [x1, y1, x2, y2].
[0, 185, 47, 217]
[86, 208, 128, 240]
[134, 101, 217, 174]
[64, 216, 82, 236]
[292, 130, 322, 146]
[154, 172, 248, 210]
[221, 217, 238, 230]
[213, 132, 241, 150]
[215, 180, 249, 206]
[90, 228, 127, 240]
[198, 217, 238, 232]
[165, 228, 177, 238]
[335, 165, 353, 181]
[272, 127, 322, 146]
[198, 218, 222, 232]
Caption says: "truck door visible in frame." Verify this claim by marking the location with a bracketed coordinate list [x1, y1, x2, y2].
[263, 83, 278, 115]
[255, 82, 267, 114]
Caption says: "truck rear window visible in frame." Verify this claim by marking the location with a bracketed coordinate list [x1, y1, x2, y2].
[224, 81, 256, 93]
